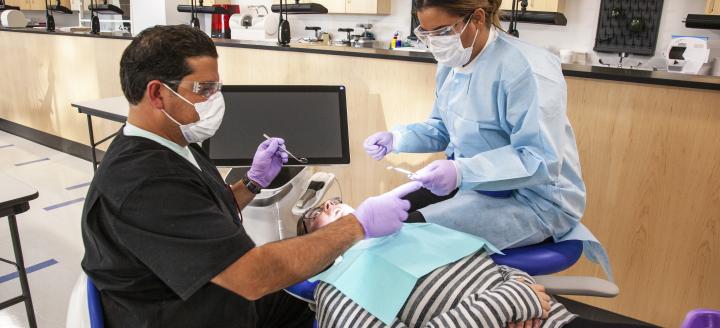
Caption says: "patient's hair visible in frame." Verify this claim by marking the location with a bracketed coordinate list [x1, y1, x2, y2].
[414, 0, 503, 29]
[119, 25, 218, 105]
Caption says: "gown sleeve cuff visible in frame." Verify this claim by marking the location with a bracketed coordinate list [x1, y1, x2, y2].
[390, 129, 403, 154]
[452, 160, 463, 189]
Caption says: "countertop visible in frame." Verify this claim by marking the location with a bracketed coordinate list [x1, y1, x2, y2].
[3, 27, 720, 91]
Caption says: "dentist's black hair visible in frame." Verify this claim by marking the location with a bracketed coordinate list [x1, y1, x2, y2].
[120, 25, 218, 105]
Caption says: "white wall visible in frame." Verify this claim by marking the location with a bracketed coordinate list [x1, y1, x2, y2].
[511, 0, 720, 68]
[223, 0, 720, 68]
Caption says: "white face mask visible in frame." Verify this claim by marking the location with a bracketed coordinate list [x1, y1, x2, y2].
[161, 83, 225, 144]
[427, 19, 479, 68]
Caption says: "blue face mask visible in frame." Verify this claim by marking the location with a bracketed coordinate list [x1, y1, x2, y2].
[161, 83, 226, 144]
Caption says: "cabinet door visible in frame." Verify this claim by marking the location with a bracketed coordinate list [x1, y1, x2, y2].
[499, 0, 564, 12]
[30, 0, 47, 11]
[527, 0, 564, 12]
[345, 0, 389, 15]
[313, 0, 345, 14]
[4, 0, 21, 7]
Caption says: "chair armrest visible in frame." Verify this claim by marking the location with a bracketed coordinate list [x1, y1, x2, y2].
[532, 275, 619, 298]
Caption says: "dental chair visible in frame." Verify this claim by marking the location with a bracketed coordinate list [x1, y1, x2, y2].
[232, 167, 618, 316]
[285, 238, 619, 305]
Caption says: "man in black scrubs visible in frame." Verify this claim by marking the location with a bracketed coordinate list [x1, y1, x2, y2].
[81, 25, 421, 328]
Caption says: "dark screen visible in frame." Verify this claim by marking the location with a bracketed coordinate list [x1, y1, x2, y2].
[207, 86, 348, 165]
[669, 46, 686, 60]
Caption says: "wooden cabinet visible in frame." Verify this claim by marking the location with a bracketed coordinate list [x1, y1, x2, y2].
[707, 0, 720, 14]
[345, 0, 390, 15]
[500, 0, 565, 12]
[273, 0, 389, 15]
[312, 0, 346, 14]
[6, 0, 71, 11]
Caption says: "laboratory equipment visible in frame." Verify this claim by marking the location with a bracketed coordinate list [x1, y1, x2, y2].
[177, 0, 230, 30]
[355, 24, 376, 48]
[0, 0, 20, 11]
[88, 0, 124, 34]
[665, 36, 716, 75]
[210, 4, 239, 39]
[304, 26, 322, 42]
[202, 85, 349, 166]
[263, 133, 309, 164]
[271, 0, 328, 46]
[229, 5, 270, 41]
[0, 9, 25, 28]
[685, 14, 720, 30]
[44, 0, 72, 32]
[338, 27, 354, 46]
[594, 0, 664, 56]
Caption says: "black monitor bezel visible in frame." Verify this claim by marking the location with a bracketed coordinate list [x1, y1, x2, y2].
[202, 85, 350, 167]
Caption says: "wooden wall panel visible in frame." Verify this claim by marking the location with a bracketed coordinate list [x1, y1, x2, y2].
[1, 30, 719, 328]
[560, 77, 720, 327]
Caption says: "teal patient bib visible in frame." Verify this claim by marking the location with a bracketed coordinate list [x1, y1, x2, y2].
[309, 223, 500, 325]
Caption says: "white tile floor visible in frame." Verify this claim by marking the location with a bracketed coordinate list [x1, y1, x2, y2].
[0, 130, 94, 328]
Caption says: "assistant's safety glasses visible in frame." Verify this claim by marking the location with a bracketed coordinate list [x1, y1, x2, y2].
[164, 80, 223, 99]
[414, 14, 473, 45]
[297, 197, 343, 236]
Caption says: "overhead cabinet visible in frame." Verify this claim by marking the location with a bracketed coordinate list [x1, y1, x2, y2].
[272, 0, 390, 15]
[499, 0, 565, 12]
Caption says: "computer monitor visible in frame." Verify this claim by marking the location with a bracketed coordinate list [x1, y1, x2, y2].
[203, 85, 350, 166]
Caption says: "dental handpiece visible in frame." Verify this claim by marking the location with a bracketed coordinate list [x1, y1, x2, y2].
[386, 166, 417, 179]
[263, 133, 309, 164]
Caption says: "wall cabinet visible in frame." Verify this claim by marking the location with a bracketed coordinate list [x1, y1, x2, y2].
[707, 0, 720, 14]
[273, 0, 390, 15]
[499, 0, 565, 13]
[6, 0, 72, 11]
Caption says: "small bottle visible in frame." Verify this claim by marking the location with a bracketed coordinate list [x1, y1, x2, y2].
[390, 34, 398, 49]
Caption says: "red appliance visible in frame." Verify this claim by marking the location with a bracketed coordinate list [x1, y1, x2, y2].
[211, 4, 240, 39]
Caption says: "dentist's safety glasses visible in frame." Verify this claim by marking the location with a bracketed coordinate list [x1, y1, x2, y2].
[413, 14, 471, 45]
[163, 80, 223, 99]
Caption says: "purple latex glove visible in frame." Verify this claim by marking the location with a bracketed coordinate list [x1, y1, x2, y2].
[353, 181, 422, 239]
[413, 160, 459, 196]
[247, 138, 289, 188]
[363, 131, 394, 161]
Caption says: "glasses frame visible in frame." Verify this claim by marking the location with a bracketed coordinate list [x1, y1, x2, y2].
[414, 13, 473, 44]
[164, 80, 224, 99]
[297, 197, 343, 236]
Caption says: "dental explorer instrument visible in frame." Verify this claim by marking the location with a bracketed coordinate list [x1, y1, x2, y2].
[263, 133, 309, 164]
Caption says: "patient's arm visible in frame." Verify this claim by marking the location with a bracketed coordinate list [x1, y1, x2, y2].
[426, 279, 547, 328]
[497, 265, 535, 283]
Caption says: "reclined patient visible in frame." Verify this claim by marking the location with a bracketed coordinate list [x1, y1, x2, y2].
[298, 198, 645, 328]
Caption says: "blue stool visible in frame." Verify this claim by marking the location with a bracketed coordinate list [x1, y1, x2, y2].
[491, 239, 583, 276]
[87, 278, 105, 328]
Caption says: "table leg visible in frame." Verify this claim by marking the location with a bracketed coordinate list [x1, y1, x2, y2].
[7, 215, 37, 328]
[86, 114, 98, 172]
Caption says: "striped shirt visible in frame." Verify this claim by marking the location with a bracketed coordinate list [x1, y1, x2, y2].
[315, 251, 577, 328]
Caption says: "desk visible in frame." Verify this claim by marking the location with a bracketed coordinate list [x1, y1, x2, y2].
[0, 173, 39, 328]
[71, 97, 129, 171]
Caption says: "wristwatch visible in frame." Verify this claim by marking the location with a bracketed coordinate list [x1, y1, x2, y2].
[241, 176, 262, 194]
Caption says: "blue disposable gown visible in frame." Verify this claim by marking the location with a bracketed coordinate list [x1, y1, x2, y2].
[393, 31, 611, 279]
